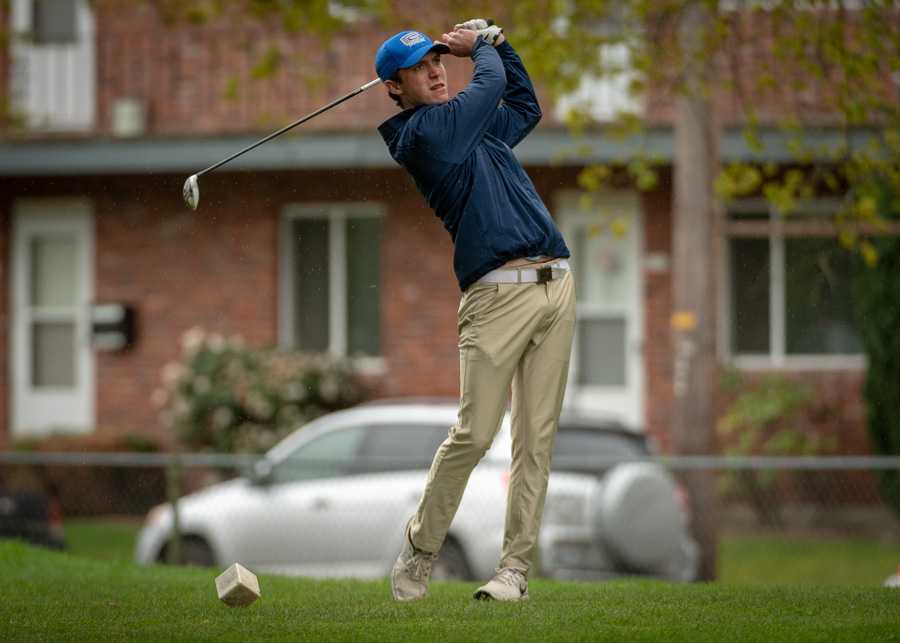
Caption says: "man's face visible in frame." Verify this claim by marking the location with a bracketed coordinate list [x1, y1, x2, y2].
[387, 52, 448, 107]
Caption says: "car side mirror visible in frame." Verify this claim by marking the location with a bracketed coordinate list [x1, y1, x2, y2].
[250, 459, 274, 486]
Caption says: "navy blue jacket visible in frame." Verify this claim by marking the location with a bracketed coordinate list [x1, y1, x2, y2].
[378, 38, 570, 291]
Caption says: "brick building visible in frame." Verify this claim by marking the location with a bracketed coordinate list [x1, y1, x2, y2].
[0, 1, 873, 453]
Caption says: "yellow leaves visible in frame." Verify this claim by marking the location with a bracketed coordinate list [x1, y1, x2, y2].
[609, 217, 629, 238]
[574, 190, 630, 239]
[837, 228, 857, 251]
[251, 45, 283, 80]
[762, 169, 815, 216]
[222, 77, 239, 101]
[715, 163, 763, 199]
[839, 232, 879, 268]
[577, 165, 613, 192]
[578, 215, 629, 239]
[627, 158, 658, 191]
[741, 125, 765, 155]
[860, 241, 879, 268]
[857, 196, 878, 221]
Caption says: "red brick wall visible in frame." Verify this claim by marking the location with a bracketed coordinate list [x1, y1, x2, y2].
[92, 174, 279, 440]
[93, 5, 475, 137]
[0, 168, 873, 453]
[91, 3, 886, 137]
[378, 185, 459, 398]
[0, 168, 460, 442]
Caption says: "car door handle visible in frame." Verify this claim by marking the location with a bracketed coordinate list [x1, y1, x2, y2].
[310, 498, 330, 511]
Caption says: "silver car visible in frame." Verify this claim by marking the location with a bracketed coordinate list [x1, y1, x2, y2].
[135, 401, 698, 581]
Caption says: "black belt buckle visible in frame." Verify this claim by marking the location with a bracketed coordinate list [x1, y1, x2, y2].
[536, 266, 553, 284]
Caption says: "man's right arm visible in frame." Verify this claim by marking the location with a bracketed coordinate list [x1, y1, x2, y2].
[417, 37, 506, 163]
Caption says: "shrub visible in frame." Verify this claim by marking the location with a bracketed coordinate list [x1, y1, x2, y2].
[157, 327, 366, 454]
[851, 187, 900, 516]
[717, 371, 837, 526]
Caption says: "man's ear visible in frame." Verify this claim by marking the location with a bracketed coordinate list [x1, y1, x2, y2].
[384, 78, 403, 97]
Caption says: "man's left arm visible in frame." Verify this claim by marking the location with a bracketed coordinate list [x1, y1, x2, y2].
[487, 41, 542, 148]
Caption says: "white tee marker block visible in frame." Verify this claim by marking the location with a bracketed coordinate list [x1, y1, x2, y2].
[215, 563, 261, 607]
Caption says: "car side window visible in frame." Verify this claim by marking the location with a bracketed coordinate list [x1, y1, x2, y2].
[272, 425, 367, 484]
[553, 428, 647, 465]
[355, 425, 447, 474]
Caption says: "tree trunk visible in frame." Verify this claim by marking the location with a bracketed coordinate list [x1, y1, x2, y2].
[671, 2, 721, 581]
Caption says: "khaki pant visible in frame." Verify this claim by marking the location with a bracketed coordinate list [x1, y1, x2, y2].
[409, 270, 576, 574]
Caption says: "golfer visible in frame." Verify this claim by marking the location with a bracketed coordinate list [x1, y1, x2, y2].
[376, 20, 576, 601]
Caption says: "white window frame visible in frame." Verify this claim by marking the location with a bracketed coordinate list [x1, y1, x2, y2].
[719, 198, 866, 371]
[10, 0, 96, 132]
[553, 42, 642, 124]
[279, 203, 385, 375]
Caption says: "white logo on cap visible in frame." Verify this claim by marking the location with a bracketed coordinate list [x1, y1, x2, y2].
[400, 32, 426, 47]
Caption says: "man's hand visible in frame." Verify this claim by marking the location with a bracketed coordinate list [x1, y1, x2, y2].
[440, 28, 480, 57]
[454, 18, 505, 47]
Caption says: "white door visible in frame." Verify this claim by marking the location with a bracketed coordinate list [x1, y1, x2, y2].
[9, 0, 96, 131]
[558, 191, 644, 427]
[11, 199, 95, 437]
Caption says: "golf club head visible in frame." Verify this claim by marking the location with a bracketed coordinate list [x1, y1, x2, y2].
[183, 174, 199, 210]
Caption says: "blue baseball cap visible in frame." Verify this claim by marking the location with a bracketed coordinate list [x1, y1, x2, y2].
[375, 31, 450, 81]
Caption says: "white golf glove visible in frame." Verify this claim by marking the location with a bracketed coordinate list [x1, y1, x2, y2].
[454, 18, 505, 46]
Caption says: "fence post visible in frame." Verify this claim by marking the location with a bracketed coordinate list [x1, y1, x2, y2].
[166, 453, 182, 564]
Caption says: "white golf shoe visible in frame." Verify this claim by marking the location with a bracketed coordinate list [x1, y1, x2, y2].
[473, 567, 529, 601]
[391, 523, 437, 601]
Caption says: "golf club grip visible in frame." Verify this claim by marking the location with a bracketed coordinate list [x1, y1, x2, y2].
[196, 79, 379, 178]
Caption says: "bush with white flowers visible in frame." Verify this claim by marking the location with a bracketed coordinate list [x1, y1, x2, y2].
[156, 327, 365, 453]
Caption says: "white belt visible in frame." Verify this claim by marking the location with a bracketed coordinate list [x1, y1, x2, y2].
[476, 259, 570, 285]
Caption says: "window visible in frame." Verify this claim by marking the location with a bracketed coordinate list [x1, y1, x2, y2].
[554, 44, 641, 123]
[10, 0, 95, 131]
[569, 214, 636, 387]
[552, 7, 641, 123]
[273, 426, 367, 483]
[553, 428, 646, 461]
[724, 200, 864, 368]
[29, 235, 79, 387]
[280, 204, 383, 362]
[32, 0, 77, 45]
[355, 425, 447, 474]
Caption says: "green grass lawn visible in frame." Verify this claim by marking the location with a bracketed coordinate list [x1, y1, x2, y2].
[720, 532, 900, 586]
[62, 518, 900, 586]
[64, 517, 143, 562]
[2, 541, 898, 643]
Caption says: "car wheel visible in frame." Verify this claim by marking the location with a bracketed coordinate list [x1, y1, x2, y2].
[159, 537, 215, 567]
[431, 538, 471, 581]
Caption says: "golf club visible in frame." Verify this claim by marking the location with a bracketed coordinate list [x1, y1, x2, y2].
[183, 78, 381, 210]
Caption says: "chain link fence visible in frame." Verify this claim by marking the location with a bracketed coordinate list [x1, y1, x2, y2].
[2, 451, 899, 583]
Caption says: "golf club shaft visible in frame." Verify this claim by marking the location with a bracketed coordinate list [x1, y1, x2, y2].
[195, 78, 381, 178]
